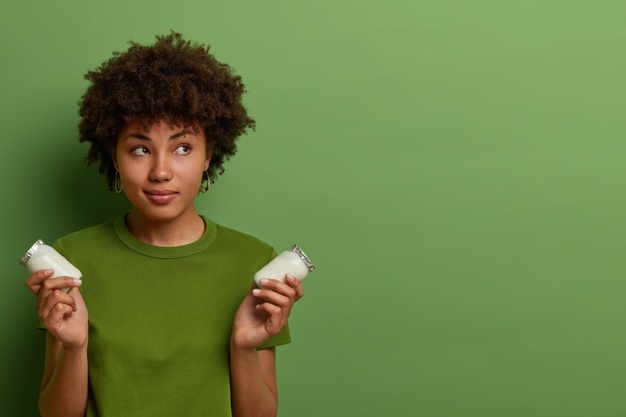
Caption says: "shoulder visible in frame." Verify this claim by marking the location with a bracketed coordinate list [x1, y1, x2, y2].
[215, 223, 272, 249]
[209, 219, 276, 262]
[57, 221, 115, 243]
[53, 221, 116, 255]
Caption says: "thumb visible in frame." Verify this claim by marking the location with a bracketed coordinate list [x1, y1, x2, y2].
[69, 286, 86, 310]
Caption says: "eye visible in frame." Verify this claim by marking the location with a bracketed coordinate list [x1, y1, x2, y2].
[131, 146, 149, 156]
[175, 145, 191, 155]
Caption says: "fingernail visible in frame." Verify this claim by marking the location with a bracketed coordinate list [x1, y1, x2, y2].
[252, 289, 261, 295]
[285, 274, 296, 282]
[260, 279, 269, 285]
[73, 279, 82, 286]
[44, 269, 54, 276]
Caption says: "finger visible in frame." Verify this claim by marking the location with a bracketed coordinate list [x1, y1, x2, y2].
[257, 278, 297, 301]
[67, 286, 86, 306]
[252, 286, 293, 308]
[25, 269, 54, 295]
[39, 290, 78, 320]
[285, 274, 304, 300]
[41, 276, 82, 293]
[36, 278, 81, 310]
[42, 302, 75, 329]
[252, 285, 297, 324]
[255, 302, 286, 334]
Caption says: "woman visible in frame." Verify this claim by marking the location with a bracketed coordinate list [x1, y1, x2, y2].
[25, 32, 303, 417]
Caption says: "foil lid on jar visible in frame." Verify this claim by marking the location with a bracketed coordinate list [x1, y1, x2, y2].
[290, 244, 316, 271]
[20, 239, 44, 266]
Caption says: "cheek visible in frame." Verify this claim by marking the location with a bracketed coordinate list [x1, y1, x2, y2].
[183, 168, 205, 185]
[118, 165, 143, 184]
[175, 159, 206, 178]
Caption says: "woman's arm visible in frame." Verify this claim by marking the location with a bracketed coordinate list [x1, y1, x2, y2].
[230, 346, 278, 417]
[26, 269, 89, 417]
[230, 275, 303, 417]
[40, 332, 89, 417]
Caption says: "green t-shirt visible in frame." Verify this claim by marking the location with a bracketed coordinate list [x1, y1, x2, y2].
[50, 216, 290, 417]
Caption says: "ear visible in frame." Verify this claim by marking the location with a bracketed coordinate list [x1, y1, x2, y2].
[204, 154, 211, 171]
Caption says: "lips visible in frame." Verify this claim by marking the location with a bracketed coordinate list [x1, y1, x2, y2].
[144, 189, 178, 204]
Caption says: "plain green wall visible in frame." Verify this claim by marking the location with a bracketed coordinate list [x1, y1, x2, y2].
[2, 1, 626, 416]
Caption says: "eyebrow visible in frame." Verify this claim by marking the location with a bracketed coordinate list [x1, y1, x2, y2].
[124, 129, 193, 141]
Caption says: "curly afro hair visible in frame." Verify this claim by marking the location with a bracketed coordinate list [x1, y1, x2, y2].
[79, 31, 255, 190]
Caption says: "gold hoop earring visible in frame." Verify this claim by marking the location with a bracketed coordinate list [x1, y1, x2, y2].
[114, 169, 123, 193]
[200, 169, 210, 194]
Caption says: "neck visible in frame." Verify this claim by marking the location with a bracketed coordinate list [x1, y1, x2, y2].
[125, 210, 206, 247]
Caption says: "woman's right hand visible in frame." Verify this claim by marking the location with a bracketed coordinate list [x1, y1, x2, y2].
[26, 270, 88, 350]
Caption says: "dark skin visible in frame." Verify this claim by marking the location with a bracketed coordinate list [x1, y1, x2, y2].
[25, 119, 304, 417]
[79, 32, 255, 190]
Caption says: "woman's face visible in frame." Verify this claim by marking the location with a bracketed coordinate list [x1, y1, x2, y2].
[115, 119, 210, 224]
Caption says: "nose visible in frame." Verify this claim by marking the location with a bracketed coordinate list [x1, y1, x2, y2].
[149, 154, 172, 182]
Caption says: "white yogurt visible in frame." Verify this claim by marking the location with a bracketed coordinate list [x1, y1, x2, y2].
[20, 240, 82, 292]
[254, 245, 315, 287]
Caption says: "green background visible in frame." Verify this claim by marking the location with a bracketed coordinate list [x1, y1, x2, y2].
[1, 1, 625, 416]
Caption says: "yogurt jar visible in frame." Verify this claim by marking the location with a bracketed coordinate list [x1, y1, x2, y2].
[254, 245, 315, 286]
[20, 239, 82, 292]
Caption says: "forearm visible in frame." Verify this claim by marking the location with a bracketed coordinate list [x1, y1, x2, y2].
[230, 344, 278, 417]
[40, 344, 88, 417]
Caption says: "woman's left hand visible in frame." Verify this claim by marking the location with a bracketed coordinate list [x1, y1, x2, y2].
[231, 274, 304, 351]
